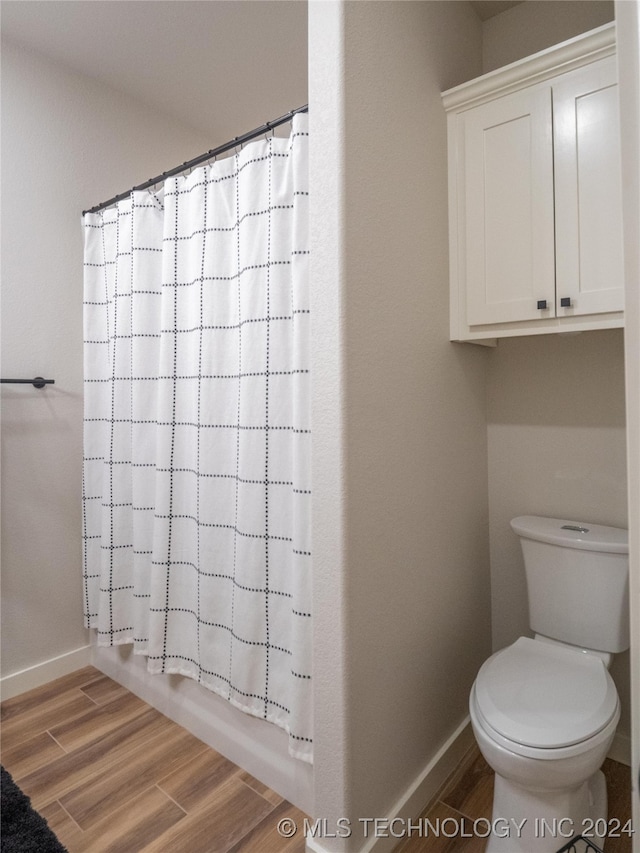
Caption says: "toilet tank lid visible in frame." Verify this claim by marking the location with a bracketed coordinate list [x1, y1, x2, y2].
[510, 516, 628, 554]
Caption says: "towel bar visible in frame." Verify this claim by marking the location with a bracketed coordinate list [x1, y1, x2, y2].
[0, 377, 55, 389]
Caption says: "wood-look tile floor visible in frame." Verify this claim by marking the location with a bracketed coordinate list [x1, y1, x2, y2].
[1, 668, 633, 853]
[395, 748, 633, 853]
[1, 666, 306, 852]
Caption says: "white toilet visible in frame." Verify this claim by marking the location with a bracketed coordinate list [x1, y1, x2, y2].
[470, 515, 629, 852]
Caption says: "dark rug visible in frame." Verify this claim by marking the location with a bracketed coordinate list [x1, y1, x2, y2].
[1, 766, 68, 852]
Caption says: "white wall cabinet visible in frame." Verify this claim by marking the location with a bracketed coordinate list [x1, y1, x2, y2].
[443, 23, 624, 342]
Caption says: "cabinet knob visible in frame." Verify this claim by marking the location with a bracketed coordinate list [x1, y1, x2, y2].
[560, 297, 572, 308]
[537, 300, 548, 310]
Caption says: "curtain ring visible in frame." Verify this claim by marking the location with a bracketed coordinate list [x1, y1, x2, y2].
[147, 185, 163, 211]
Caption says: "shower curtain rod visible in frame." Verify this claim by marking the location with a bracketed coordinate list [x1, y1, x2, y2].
[83, 104, 309, 216]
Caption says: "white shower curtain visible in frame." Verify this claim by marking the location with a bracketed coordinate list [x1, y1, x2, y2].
[83, 114, 312, 762]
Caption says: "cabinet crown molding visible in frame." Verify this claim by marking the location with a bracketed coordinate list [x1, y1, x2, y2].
[442, 21, 615, 112]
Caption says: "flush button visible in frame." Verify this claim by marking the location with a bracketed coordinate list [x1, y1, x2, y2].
[561, 524, 589, 533]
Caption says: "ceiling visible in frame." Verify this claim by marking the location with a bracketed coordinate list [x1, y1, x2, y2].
[0, 1, 309, 142]
[0, 0, 525, 143]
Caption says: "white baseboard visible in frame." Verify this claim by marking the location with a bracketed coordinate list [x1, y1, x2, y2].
[92, 643, 314, 815]
[306, 717, 475, 853]
[0, 645, 92, 701]
[608, 731, 631, 766]
[304, 720, 630, 853]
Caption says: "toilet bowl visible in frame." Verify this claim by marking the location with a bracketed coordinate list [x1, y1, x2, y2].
[470, 638, 620, 852]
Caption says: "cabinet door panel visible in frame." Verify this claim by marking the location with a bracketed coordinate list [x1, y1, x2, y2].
[463, 87, 555, 326]
[553, 57, 624, 315]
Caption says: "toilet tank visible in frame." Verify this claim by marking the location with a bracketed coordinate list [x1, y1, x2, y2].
[510, 516, 629, 654]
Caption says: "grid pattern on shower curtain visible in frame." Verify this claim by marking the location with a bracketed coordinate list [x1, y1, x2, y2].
[82, 114, 312, 762]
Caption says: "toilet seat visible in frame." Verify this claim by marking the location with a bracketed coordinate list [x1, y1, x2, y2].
[474, 637, 618, 753]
